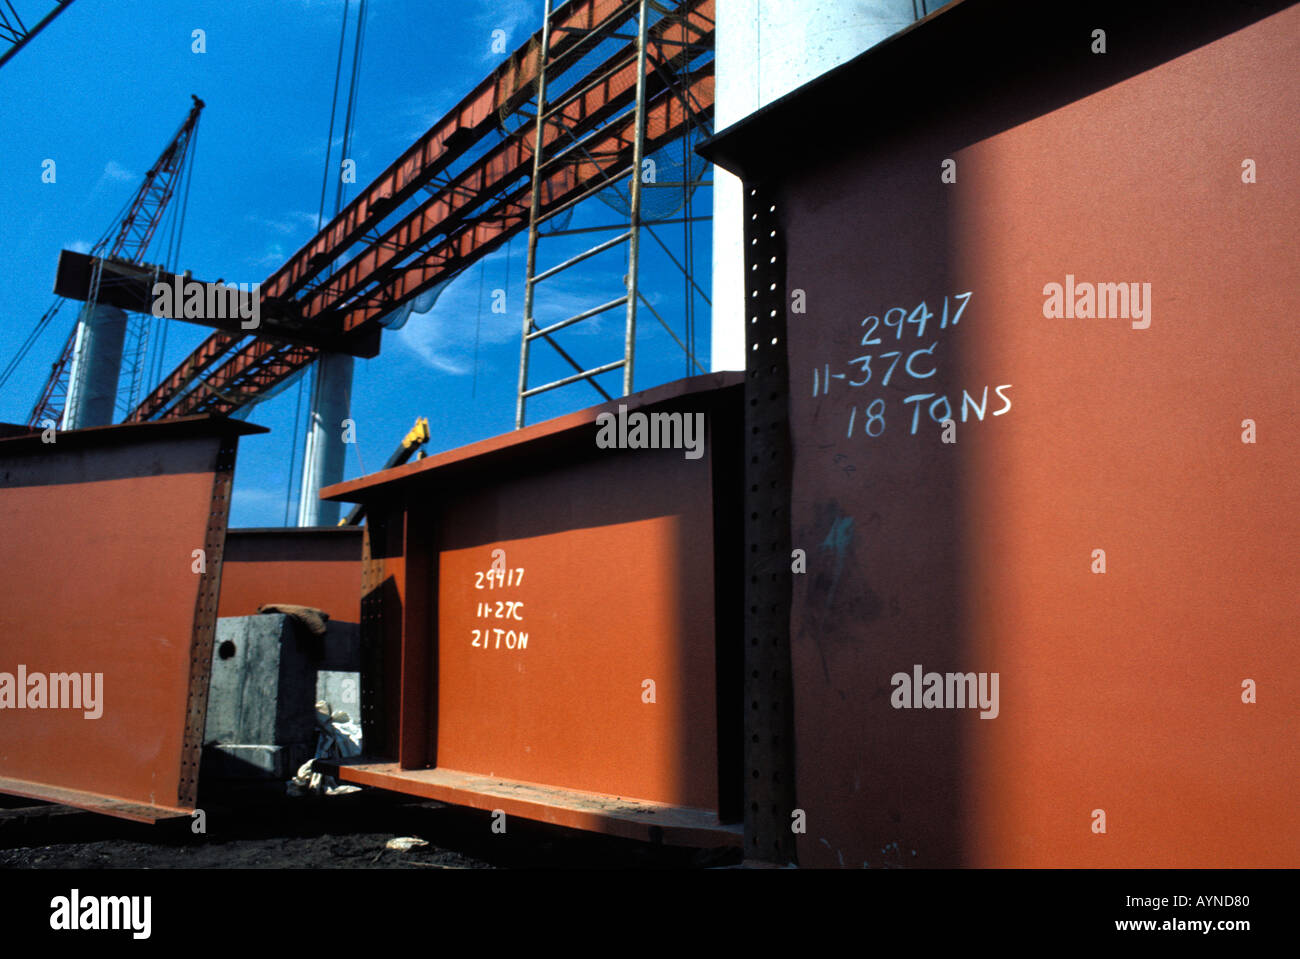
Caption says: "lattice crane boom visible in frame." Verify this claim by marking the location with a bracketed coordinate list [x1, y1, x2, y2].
[26, 95, 204, 427]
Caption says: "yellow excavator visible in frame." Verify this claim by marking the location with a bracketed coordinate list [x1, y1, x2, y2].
[339, 417, 429, 526]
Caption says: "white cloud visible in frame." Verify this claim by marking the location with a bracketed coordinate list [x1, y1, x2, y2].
[240, 210, 323, 270]
[246, 211, 321, 236]
[249, 244, 287, 268]
[473, 0, 538, 64]
[392, 87, 461, 142]
[401, 332, 473, 375]
[103, 161, 134, 182]
[394, 242, 625, 376]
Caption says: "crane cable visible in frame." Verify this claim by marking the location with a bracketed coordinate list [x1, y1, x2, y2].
[0, 300, 65, 391]
[288, 0, 365, 523]
[472, 257, 486, 399]
[333, 0, 367, 218]
[316, 0, 349, 231]
[146, 119, 200, 395]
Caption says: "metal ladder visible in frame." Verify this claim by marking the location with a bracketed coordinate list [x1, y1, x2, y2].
[515, 0, 651, 429]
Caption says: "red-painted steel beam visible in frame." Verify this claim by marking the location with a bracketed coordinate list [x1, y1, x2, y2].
[295, 1, 715, 326]
[341, 69, 714, 333]
[135, 2, 712, 421]
[133, 4, 650, 424]
[0, 417, 266, 821]
[309, 373, 745, 842]
[165, 69, 713, 418]
[127, 332, 239, 422]
[219, 527, 363, 622]
[263, 0, 640, 305]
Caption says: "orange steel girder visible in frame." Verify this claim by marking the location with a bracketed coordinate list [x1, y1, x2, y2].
[130, 0, 713, 422]
[162, 68, 714, 418]
[297, 1, 714, 329]
[266, 0, 643, 305]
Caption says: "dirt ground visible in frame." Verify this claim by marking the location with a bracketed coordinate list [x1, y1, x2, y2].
[0, 787, 741, 870]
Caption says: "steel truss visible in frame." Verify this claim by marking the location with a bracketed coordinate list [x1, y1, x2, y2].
[129, 0, 714, 422]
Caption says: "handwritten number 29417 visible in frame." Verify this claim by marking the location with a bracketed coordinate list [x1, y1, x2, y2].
[860, 293, 971, 347]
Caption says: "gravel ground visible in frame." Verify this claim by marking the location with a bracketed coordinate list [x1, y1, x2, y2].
[0, 788, 741, 870]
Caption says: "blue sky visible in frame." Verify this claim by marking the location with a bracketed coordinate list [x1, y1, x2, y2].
[0, 0, 713, 526]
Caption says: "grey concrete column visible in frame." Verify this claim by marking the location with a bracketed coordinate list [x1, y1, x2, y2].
[296, 352, 354, 527]
[61, 302, 127, 429]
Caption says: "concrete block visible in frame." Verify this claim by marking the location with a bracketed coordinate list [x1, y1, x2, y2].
[203, 615, 363, 780]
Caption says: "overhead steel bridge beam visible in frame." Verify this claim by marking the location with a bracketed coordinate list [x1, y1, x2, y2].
[131, 0, 713, 422]
[263, 0, 645, 306]
[157, 68, 714, 420]
[295, 0, 713, 331]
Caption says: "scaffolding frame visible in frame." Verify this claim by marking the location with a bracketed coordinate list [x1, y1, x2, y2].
[515, 0, 711, 428]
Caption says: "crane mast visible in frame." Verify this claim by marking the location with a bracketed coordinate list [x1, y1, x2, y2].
[26, 95, 204, 427]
